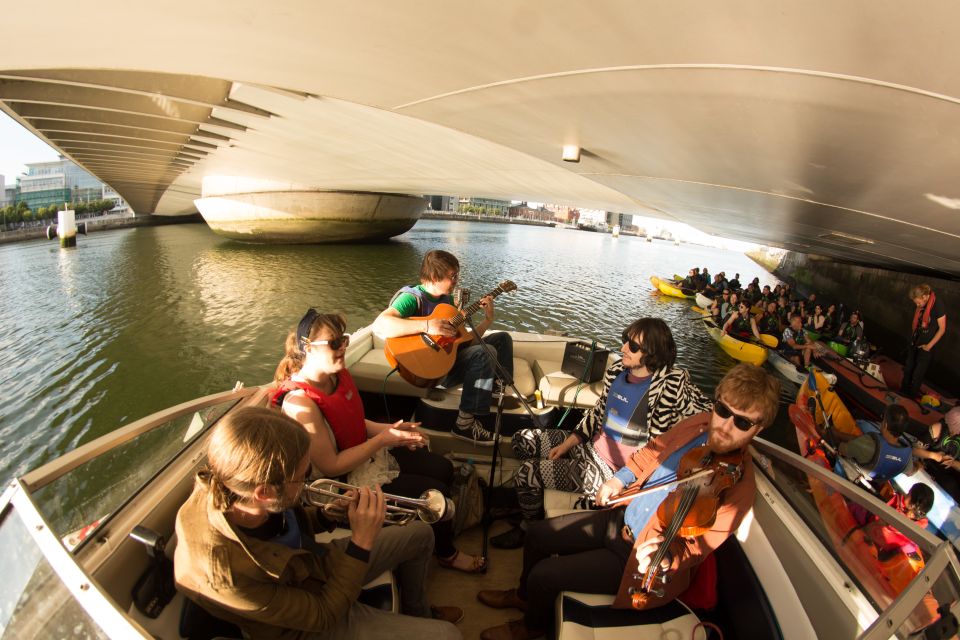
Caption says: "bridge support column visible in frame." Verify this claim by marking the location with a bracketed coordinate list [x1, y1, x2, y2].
[195, 186, 424, 243]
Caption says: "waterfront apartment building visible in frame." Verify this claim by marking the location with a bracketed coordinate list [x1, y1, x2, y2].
[428, 195, 458, 212]
[16, 157, 129, 212]
[458, 197, 511, 215]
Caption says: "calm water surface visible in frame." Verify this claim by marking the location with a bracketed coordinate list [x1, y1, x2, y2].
[0, 220, 789, 483]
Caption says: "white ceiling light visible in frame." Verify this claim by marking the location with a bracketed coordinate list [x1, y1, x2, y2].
[561, 144, 581, 163]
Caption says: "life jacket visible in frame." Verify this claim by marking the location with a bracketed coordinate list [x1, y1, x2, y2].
[758, 315, 779, 335]
[730, 314, 752, 336]
[271, 371, 366, 451]
[912, 291, 936, 332]
[389, 285, 452, 317]
[867, 432, 912, 482]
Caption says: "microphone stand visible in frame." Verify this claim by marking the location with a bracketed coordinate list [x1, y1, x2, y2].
[461, 312, 541, 567]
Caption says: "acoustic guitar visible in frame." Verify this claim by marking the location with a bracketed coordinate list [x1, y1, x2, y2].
[383, 280, 517, 387]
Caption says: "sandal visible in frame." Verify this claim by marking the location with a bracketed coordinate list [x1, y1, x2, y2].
[438, 550, 487, 574]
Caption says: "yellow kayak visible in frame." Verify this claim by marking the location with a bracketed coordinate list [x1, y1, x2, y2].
[650, 275, 693, 299]
[701, 318, 769, 365]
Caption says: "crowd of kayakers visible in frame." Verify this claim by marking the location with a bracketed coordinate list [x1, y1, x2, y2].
[671, 266, 957, 555]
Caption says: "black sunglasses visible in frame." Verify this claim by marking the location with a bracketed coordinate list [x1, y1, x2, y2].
[713, 399, 759, 432]
[621, 331, 642, 354]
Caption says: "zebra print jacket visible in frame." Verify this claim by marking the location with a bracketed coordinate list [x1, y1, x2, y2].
[572, 361, 713, 447]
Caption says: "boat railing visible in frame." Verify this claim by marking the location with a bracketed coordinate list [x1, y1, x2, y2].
[16, 383, 264, 552]
[752, 437, 960, 639]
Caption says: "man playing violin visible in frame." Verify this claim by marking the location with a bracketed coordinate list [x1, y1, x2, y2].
[373, 249, 514, 446]
[476, 363, 780, 640]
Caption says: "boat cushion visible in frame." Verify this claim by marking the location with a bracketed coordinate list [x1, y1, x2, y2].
[536, 360, 603, 408]
[556, 592, 702, 640]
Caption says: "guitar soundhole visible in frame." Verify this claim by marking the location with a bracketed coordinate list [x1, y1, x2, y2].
[420, 333, 441, 352]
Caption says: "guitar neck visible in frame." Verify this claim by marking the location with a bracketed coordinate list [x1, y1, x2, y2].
[450, 285, 509, 329]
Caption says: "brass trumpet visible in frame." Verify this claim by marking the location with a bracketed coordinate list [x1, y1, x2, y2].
[303, 478, 455, 525]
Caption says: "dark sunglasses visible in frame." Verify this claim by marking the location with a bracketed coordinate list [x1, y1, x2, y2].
[621, 331, 643, 354]
[713, 399, 759, 432]
[304, 334, 350, 351]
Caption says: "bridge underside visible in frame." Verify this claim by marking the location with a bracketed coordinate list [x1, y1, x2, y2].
[3, 2, 960, 276]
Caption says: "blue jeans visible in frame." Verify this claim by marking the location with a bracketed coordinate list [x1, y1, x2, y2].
[441, 332, 513, 415]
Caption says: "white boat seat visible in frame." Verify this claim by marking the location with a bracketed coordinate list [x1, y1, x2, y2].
[544, 489, 591, 519]
[556, 592, 704, 640]
[535, 360, 603, 409]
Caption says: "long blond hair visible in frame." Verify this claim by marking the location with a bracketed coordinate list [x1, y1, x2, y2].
[273, 310, 347, 383]
[197, 407, 310, 511]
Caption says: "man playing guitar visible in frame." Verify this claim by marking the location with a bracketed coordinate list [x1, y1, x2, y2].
[373, 249, 514, 446]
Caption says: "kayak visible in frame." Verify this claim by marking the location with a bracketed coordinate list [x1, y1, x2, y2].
[700, 317, 768, 365]
[813, 348, 956, 436]
[827, 340, 849, 356]
[791, 374, 935, 622]
[798, 372, 960, 552]
[768, 351, 836, 386]
[650, 275, 693, 299]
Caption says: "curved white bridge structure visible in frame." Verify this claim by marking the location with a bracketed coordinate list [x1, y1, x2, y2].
[3, 1, 960, 273]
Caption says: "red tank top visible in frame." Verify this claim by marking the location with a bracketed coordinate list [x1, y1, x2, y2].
[272, 370, 367, 451]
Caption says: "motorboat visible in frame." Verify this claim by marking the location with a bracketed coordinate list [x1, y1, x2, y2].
[2, 326, 959, 639]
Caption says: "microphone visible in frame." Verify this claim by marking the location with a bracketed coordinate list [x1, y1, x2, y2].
[455, 287, 471, 309]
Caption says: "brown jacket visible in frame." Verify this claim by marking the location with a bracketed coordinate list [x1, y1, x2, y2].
[612, 412, 756, 608]
[174, 481, 369, 640]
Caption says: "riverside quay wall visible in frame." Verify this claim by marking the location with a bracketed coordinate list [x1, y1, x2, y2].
[751, 249, 958, 394]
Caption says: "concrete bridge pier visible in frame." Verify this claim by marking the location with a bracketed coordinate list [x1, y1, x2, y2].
[194, 182, 425, 243]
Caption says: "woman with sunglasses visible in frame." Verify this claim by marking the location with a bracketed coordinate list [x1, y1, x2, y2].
[273, 309, 486, 574]
[491, 318, 712, 550]
[721, 301, 763, 343]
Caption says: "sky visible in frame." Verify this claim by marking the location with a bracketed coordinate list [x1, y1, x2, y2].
[0, 111, 59, 185]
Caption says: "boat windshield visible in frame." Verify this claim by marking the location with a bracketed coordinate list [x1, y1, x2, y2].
[753, 438, 960, 638]
[19, 387, 252, 549]
[0, 488, 112, 639]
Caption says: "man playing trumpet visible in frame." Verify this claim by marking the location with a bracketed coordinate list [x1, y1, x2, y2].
[174, 407, 463, 639]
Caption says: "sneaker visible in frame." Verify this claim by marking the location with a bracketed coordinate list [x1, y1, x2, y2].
[452, 418, 496, 446]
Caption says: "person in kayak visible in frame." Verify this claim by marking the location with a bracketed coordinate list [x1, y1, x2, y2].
[836, 311, 865, 345]
[911, 406, 960, 473]
[902, 284, 948, 400]
[757, 301, 781, 337]
[781, 314, 818, 370]
[837, 404, 915, 483]
[849, 483, 934, 561]
[806, 304, 826, 333]
[722, 301, 762, 342]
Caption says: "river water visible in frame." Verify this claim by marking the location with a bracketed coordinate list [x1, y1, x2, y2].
[0, 219, 789, 483]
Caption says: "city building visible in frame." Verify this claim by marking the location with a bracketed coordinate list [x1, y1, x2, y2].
[15, 156, 128, 212]
[458, 197, 511, 215]
[427, 195, 457, 212]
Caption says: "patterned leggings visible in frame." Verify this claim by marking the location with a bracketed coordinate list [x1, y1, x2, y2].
[511, 428, 614, 521]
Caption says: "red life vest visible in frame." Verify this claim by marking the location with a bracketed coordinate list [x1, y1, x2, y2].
[912, 291, 936, 332]
[272, 370, 367, 451]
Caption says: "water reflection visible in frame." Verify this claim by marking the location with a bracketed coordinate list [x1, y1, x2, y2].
[0, 220, 793, 482]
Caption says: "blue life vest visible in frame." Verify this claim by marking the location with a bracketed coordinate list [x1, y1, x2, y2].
[867, 433, 912, 482]
[390, 285, 452, 317]
[602, 371, 652, 447]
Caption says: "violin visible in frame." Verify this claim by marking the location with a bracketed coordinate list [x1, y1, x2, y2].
[625, 444, 746, 609]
